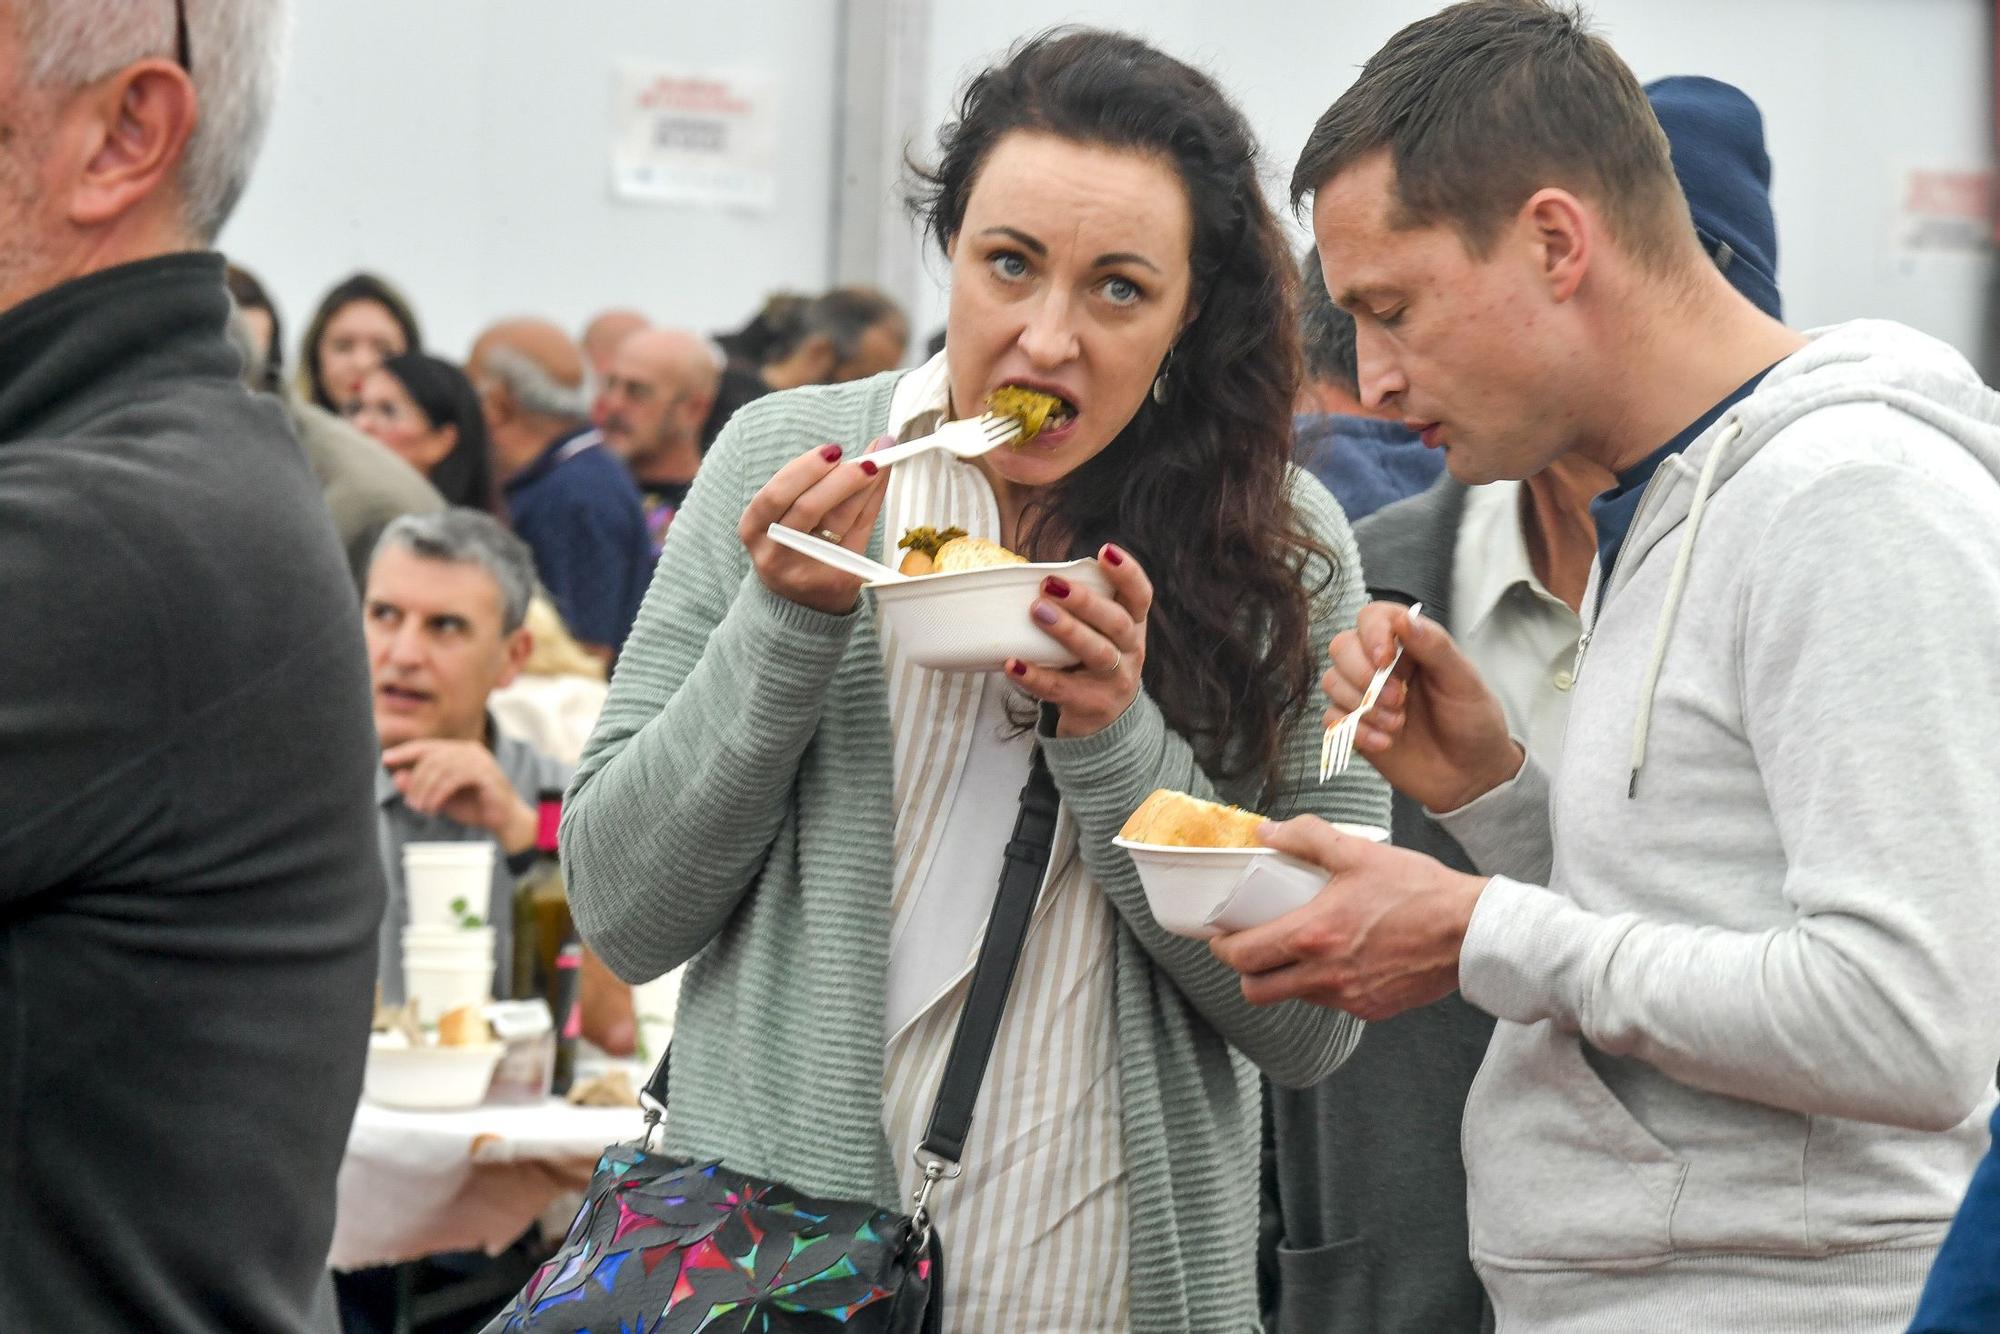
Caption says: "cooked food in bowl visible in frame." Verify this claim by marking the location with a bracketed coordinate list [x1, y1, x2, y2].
[896, 526, 1029, 576]
[1119, 789, 1267, 849]
[984, 385, 1074, 444]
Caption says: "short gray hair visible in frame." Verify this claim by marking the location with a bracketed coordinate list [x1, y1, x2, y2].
[1296, 248, 1359, 396]
[373, 509, 539, 635]
[481, 345, 588, 422]
[18, 0, 292, 241]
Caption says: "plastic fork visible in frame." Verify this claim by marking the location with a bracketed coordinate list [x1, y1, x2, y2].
[861, 413, 1023, 469]
[1319, 602, 1424, 783]
[765, 523, 907, 584]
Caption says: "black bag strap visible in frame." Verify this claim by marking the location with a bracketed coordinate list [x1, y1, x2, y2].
[915, 724, 1061, 1168]
[639, 710, 1063, 1178]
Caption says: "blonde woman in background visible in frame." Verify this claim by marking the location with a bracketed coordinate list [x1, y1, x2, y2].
[488, 596, 610, 767]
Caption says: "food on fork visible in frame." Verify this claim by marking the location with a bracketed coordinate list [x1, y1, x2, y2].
[895, 525, 1029, 576]
[984, 385, 1074, 444]
[1119, 789, 1267, 849]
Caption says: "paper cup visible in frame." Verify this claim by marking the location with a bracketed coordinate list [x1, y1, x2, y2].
[404, 961, 493, 1025]
[403, 842, 495, 928]
[402, 924, 496, 951]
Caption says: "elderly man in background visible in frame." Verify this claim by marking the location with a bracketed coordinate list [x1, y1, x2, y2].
[700, 285, 908, 447]
[469, 317, 651, 664]
[364, 510, 634, 1048]
[351, 509, 634, 1331]
[597, 327, 720, 556]
[1291, 250, 1443, 523]
[0, 2, 387, 1330]
[580, 306, 647, 425]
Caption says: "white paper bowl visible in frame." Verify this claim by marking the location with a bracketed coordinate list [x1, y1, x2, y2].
[870, 558, 1114, 673]
[1112, 824, 1388, 940]
[364, 1036, 504, 1110]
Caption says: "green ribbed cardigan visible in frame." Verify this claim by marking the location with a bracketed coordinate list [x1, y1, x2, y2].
[563, 372, 1390, 1333]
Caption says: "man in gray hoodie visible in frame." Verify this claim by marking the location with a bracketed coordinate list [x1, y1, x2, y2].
[1215, 3, 2000, 1330]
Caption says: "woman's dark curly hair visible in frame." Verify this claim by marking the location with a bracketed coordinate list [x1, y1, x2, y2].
[910, 29, 1331, 796]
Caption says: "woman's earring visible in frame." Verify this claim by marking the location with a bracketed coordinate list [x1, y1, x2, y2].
[1152, 349, 1174, 405]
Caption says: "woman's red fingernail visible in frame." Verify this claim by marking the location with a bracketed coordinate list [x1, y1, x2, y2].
[1008, 660, 1028, 678]
[859, 459, 879, 477]
[820, 444, 843, 463]
[1043, 576, 1070, 598]
[1102, 546, 1124, 567]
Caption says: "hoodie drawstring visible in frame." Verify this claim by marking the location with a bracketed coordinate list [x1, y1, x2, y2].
[1629, 421, 1743, 798]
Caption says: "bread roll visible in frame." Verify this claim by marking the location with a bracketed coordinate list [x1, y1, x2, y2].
[895, 526, 1028, 576]
[1119, 789, 1266, 849]
[933, 536, 1027, 573]
[436, 1004, 493, 1047]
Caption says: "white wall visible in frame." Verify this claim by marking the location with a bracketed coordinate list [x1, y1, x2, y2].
[222, 2, 1994, 374]
[913, 0, 1994, 357]
[221, 0, 842, 366]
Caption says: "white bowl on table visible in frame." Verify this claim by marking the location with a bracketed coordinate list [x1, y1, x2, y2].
[1113, 823, 1389, 940]
[363, 1035, 504, 1111]
[870, 557, 1114, 673]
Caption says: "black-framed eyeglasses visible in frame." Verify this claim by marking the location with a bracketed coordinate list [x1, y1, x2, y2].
[172, 0, 192, 73]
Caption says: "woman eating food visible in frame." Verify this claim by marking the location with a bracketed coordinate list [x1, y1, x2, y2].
[560, 29, 1387, 1332]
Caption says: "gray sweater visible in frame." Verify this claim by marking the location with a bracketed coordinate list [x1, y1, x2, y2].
[1440, 320, 2000, 1330]
[562, 373, 1389, 1332]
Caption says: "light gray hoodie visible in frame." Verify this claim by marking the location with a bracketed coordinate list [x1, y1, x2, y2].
[1436, 320, 2000, 1332]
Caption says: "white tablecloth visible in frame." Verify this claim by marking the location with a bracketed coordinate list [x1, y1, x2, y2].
[331, 1096, 645, 1271]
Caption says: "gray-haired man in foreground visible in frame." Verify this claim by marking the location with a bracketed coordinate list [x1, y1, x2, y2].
[0, 2, 388, 1329]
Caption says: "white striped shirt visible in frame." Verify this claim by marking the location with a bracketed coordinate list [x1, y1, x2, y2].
[878, 354, 1131, 1332]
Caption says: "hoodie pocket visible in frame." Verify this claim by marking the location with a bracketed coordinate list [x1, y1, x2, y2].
[1463, 1021, 1687, 1267]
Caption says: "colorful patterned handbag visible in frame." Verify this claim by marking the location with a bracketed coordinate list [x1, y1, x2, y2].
[481, 742, 1061, 1333]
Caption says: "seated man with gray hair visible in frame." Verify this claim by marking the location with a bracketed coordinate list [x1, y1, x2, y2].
[365, 508, 635, 1052]
[347, 508, 634, 1331]
[468, 319, 652, 664]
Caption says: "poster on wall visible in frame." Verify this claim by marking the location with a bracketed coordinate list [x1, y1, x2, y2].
[1886, 166, 1994, 278]
[611, 65, 778, 211]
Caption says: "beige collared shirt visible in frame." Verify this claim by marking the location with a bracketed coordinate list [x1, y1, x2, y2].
[1450, 480, 1584, 764]
[876, 352, 1131, 1333]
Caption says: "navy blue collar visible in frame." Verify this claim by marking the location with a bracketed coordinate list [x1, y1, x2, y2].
[504, 424, 600, 494]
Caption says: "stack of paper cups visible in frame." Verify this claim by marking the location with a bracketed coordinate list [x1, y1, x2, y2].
[402, 842, 497, 1024]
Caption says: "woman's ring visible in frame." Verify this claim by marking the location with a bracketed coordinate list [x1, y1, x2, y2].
[1109, 648, 1124, 674]
[815, 528, 844, 544]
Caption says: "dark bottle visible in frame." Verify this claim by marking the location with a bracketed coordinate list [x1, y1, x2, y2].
[549, 938, 584, 1096]
[510, 790, 567, 1001]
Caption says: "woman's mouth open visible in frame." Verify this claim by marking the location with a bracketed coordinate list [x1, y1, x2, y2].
[989, 383, 1080, 447]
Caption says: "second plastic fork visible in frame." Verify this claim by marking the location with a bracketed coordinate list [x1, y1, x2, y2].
[1319, 602, 1424, 783]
